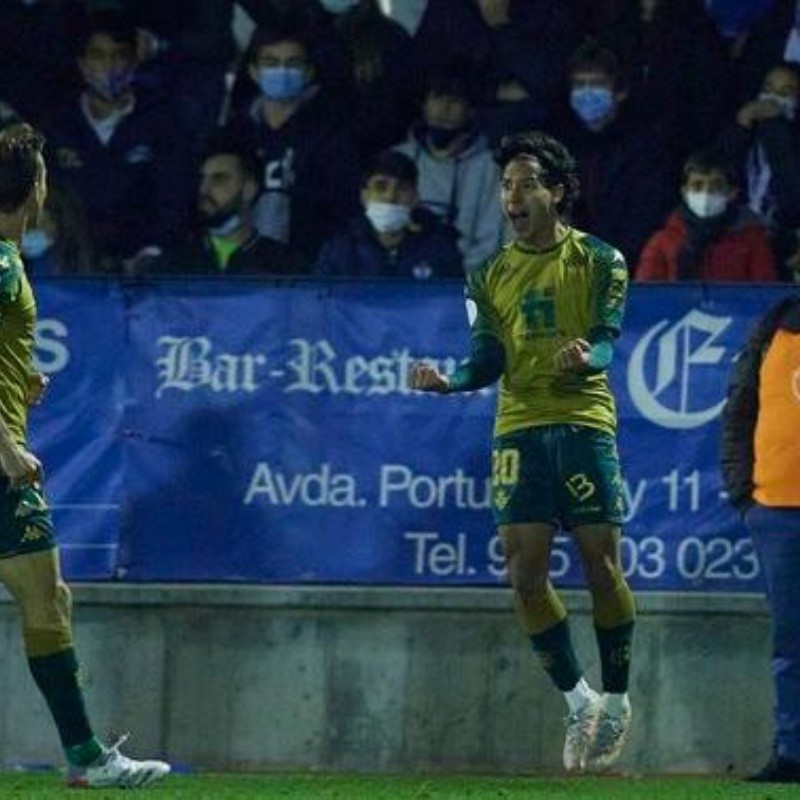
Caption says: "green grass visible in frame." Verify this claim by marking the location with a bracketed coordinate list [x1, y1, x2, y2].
[1, 772, 799, 799]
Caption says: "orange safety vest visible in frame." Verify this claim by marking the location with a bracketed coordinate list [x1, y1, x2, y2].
[753, 329, 800, 507]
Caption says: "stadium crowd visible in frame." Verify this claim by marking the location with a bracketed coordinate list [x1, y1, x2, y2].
[2, 0, 800, 282]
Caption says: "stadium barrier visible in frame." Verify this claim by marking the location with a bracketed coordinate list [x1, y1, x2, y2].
[32, 277, 786, 592]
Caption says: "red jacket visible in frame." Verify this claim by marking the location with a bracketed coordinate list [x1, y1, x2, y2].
[636, 207, 779, 282]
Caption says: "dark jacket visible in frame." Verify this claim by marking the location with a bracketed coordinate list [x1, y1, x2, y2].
[155, 231, 304, 276]
[231, 93, 362, 263]
[721, 296, 800, 511]
[718, 116, 800, 279]
[46, 92, 193, 261]
[314, 210, 463, 279]
[557, 104, 676, 267]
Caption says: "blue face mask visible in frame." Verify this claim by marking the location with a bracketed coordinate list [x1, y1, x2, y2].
[257, 67, 308, 102]
[84, 67, 135, 102]
[570, 87, 615, 126]
[20, 229, 53, 260]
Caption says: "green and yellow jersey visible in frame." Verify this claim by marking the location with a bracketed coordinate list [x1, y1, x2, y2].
[457, 228, 628, 437]
[0, 239, 35, 444]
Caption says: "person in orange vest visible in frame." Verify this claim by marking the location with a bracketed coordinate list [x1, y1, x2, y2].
[722, 294, 800, 783]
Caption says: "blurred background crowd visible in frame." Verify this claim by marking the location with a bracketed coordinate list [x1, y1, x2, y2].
[4, 0, 800, 283]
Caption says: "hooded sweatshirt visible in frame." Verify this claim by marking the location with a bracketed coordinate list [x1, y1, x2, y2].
[394, 124, 503, 271]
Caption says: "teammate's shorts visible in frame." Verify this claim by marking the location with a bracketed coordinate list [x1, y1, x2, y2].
[491, 423, 625, 529]
[0, 477, 57, 559]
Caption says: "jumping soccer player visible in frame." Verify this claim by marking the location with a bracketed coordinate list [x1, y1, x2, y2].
[409, 131, 635, 773]
[0, 124, 170, 788]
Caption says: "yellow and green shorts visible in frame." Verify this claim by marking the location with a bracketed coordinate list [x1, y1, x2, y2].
[491, 423, 625, 529]
[0, 478, 57, 559]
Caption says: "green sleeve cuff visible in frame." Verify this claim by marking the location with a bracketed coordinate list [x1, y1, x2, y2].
[447, 334, 505, 392]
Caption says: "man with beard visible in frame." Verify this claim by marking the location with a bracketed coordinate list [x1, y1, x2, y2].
[155, 133, 303, 275]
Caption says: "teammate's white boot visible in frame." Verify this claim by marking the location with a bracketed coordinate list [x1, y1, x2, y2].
[66, 734, 171, 789]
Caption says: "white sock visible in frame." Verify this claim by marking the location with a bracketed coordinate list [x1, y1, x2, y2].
[603, 692, 630, 715]
[564, 677, 595, 713]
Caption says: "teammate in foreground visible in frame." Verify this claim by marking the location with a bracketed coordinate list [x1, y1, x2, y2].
[0, 124, 170, 788]
[409, 132, 635, 773]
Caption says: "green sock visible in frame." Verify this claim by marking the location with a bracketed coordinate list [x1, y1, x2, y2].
[529, 618, 582, 692]
[27, 648, 102, 765]
[595, 621, 634, 693]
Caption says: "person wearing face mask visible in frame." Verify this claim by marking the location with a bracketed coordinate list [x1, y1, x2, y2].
[229, 24, 361, 263]
[19, 179, 95, 277]
[314, 149, 462, 278]
[556, 40, 676, 268]
[154, 134, 302, 276]
[394, 69, 503, 272]
[637, 150, 778, 281]
[45, 10, 193, 271]
[718, 61, 800, 280]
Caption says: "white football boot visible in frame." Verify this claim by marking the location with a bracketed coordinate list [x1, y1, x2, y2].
[66, 734, 171, 789]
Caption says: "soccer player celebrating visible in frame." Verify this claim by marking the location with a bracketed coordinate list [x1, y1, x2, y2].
[409, 132, 635, 773]
[0, 124, 169, 788]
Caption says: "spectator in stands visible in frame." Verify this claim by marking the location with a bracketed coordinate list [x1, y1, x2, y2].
[736, 0, 800, 101]
[20, 179, 96, 277]
[314, 149, 463, 279]
[409, 0, 580, 144]
[721, 295, 800, 784]
[313, 0, 416, 157]
[46, 11, 193, 271]
[393, 68, 503, 272]
[155, 133, 302, 275]
[231, 24, 361, 263]
[114, 0, 236, 161]
[719, 61, 800, 280]
[555, 40, 675, 267]
[580, 0, 734, 161]
[636, 149, 778, 282]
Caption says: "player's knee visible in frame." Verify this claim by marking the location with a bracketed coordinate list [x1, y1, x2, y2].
[584, 554, 624, 595]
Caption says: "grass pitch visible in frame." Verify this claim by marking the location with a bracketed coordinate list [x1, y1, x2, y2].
[1, 772, 799, 799]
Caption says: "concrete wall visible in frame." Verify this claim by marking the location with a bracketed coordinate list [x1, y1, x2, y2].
[0, 585, 773, 775]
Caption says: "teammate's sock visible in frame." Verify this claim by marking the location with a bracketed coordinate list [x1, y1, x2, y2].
[564, 677, 595, 713]
[529, 618, 582, 692]
[595, 621, 634, 693]
[27, 648, 102, 765]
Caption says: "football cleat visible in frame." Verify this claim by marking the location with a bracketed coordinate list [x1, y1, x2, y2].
[563, 690, 602, 772]
[66, 734, 171, 789]
[586, 694, 632, 772]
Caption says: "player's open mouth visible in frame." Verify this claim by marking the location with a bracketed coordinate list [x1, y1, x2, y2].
[507, 211, 528, 228]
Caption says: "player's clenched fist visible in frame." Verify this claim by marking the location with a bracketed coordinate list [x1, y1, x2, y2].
[407, 362, 450, 393]
[553, 338, 591, 373]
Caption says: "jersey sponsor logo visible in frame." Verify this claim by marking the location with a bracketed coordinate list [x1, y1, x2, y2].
[627, 309, 732, 430]
[521, 289, 557, 337]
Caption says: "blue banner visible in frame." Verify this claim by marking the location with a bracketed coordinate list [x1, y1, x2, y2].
[31, 279, 790, 590]
[30, 279, 124, 579]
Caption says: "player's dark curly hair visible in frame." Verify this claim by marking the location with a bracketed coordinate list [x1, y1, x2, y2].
[495, 131, 581, 216]
[0, 123, 45, 214]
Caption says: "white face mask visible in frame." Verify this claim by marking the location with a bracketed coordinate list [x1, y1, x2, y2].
[365, 201, 410, 234]
[684, 190, 729, 218]
[758, 91, 798, 119]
